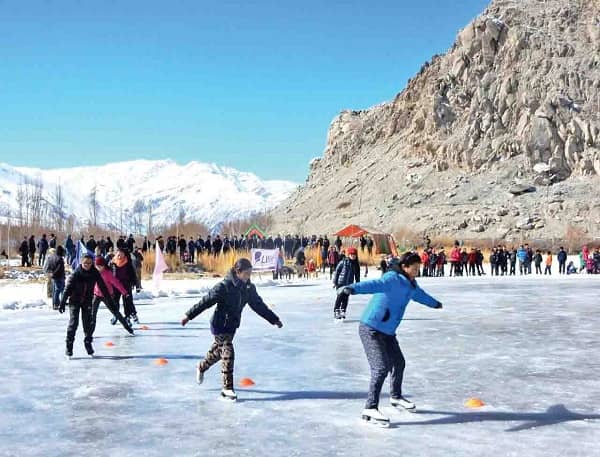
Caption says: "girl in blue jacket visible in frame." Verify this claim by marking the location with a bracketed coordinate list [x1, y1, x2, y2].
[341, 252, 442, 426]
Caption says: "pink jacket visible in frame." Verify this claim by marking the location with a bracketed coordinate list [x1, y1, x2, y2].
[94, 268, 128, 297]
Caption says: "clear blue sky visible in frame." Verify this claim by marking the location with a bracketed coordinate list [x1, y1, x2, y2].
[0, 0, 490, 182]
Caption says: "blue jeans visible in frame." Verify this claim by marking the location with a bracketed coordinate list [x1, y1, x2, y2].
[52, 278, 65, 307]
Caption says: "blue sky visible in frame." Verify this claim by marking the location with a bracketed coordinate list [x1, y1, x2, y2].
[0, 0, 490, 182]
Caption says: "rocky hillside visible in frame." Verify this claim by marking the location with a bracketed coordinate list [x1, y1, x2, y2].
[270, 0, 600, 242]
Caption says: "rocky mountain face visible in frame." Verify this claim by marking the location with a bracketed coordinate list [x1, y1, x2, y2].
[270, 0, 600, 243]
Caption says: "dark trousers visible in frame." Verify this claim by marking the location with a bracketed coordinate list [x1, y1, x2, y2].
[114, 288, 137, 318]
[66, 302, 94, 347]
[91, 295, 132, 334]
[544, 265, 551, 275]
[334, 291, 350, 314]
[535, 264, 542, 274]
[198, 333, 235, 389]
[359, 323, 405, 409]
[510, 263, 516, 275]
[559, 261, 566, 274]
[329, 265, 336, 280]
[468, 263, 476, 276]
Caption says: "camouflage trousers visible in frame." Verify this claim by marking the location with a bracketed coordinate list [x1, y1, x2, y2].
[198, 333, 235, 389]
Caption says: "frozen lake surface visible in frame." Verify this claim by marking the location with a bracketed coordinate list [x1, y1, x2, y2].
[1, 274, 599, 456]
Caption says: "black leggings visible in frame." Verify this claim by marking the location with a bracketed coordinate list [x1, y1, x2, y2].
[114, 288, 137, 318]
[359, 323, 405, 409]
[66, 302, 94, 346]
[334, 291, 349, 314]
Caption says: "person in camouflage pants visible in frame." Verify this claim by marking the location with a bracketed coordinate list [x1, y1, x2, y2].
[181, 258, 283, 400]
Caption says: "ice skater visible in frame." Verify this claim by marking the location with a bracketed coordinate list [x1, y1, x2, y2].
[332, 246, 360, 320]
[60, 254, 117, 358]
[339, 252, 443, 427]
[180, 258, 283, 401]
[91, 256, 134, 335]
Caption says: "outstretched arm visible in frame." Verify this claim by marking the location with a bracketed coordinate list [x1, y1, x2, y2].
[181, 282, 225, 325]
[413, 285, 442, 309]
[348, 274, 392, 295]
[248, 284, 282, 327]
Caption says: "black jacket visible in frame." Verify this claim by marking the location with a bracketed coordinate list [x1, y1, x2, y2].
[333, 257, 360, 287]
[185, 270, 280, 335]
[61, 266, 113, 307]
[44, 254, 65, 280]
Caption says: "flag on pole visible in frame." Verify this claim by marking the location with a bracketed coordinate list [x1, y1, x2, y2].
[70, 241, 95, 270]
[153, 241, 169, 289]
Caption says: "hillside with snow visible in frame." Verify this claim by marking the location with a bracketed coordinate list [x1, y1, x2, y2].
[0, 160, 297, 232]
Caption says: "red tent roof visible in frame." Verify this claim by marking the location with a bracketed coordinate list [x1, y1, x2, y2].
[334, 224, 368, 238]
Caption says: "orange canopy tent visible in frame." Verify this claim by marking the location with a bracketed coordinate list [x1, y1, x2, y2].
[334, 224, 368, 238]
[334, 224, 398, 255]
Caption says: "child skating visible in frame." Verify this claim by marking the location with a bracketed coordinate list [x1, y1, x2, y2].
[332, 246, 360, 320]
[91, 256, 134, 335]
[339, 252, 442, 427]
[59, 254, 118, 358]
[180, 258, 283, 401]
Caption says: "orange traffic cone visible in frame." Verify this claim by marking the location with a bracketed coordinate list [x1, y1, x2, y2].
[154, 358, 169, 366]
[465, 397, 485, 408]
[239, 377, 255, 387]
[104, 341, 115, 347]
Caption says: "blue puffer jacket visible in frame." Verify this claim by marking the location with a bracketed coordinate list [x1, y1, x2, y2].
[517, 248, 527, 262]
[350, 271, 440, 336]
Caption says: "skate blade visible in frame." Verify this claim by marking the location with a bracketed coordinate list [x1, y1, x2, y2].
[220, 393, 237, 402]
[361, 416, 390, 428]
[393, 405, 417, 413]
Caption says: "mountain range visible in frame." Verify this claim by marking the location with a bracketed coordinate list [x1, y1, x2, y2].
[0, 160, 297, 233]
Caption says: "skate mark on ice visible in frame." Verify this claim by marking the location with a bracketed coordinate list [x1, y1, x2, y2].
[221, 389, 366, 402]
[94, 353, 198, 360]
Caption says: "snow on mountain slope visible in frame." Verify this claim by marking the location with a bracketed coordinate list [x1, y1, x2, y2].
[0, 159, 297, 232]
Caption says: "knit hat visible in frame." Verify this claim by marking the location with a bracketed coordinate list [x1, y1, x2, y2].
[94, 256, 106, 267]
[347, 247, 358, 255]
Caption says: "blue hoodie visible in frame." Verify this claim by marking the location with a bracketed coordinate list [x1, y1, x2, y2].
[350, 271, 440, 335]
[517, 247, 527, 262]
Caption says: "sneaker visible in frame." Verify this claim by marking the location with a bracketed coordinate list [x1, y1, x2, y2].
[84, 342, 94, 356]
[131, 314, 140, 324]
[195, 364, 204, 385]
[391, 396, 416, 411]
[110, 316, 118, 326]
[221, 389, 237, 401]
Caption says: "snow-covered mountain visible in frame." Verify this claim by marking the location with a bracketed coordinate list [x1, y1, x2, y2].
[0, 159, 298, 232]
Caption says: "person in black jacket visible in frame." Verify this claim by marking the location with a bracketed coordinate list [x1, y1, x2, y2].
[19, 237, 30, 267]
[60, 254, 116, 357]
[45, 246, 66, 310]
[332, 247, 360, 320]
[180, 258, 283, 401]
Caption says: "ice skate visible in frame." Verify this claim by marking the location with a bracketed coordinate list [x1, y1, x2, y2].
[84, 342, 94, 357]
[65, 346, 73, 360]
[195, 364, 204, 385]
[361, 408, 390, 427]
[110, 316, 118, 325]
[131, 313, 140, 324]
[340, 311, 346, 320]
[390, 396, 416, 412]
[220, 389, 237, 401]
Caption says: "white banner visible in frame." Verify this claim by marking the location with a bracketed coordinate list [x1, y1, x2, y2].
[251, 249, 278, 271]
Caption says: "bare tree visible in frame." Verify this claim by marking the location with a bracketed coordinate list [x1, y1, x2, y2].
[89, 185, 99, 227]
[53, 180, 65, 232]
[15, 180, 26, 227]
[147, 200, 153, 238]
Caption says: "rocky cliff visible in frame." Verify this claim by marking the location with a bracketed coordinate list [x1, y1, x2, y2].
[270, 0, 600, 242]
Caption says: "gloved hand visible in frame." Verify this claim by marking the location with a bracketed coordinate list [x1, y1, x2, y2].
[274, 320, 283, 328]
[59, 302, 66, 313]
[434, 301, 443, 309]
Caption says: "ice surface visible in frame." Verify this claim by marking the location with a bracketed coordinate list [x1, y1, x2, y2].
[0, 275, 599, 456]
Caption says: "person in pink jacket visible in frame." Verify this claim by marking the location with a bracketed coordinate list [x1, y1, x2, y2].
[91, 256, 134, 335]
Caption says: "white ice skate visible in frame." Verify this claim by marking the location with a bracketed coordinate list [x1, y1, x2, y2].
[361, 408, 390, 427]
[220, 389, 237, 401]
[390, 396, 416, 412]
[195, 364, 204, 385]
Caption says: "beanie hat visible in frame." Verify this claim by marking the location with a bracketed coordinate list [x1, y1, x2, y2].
[347, 247, 358, 255]
[94, 256, 106, 267]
